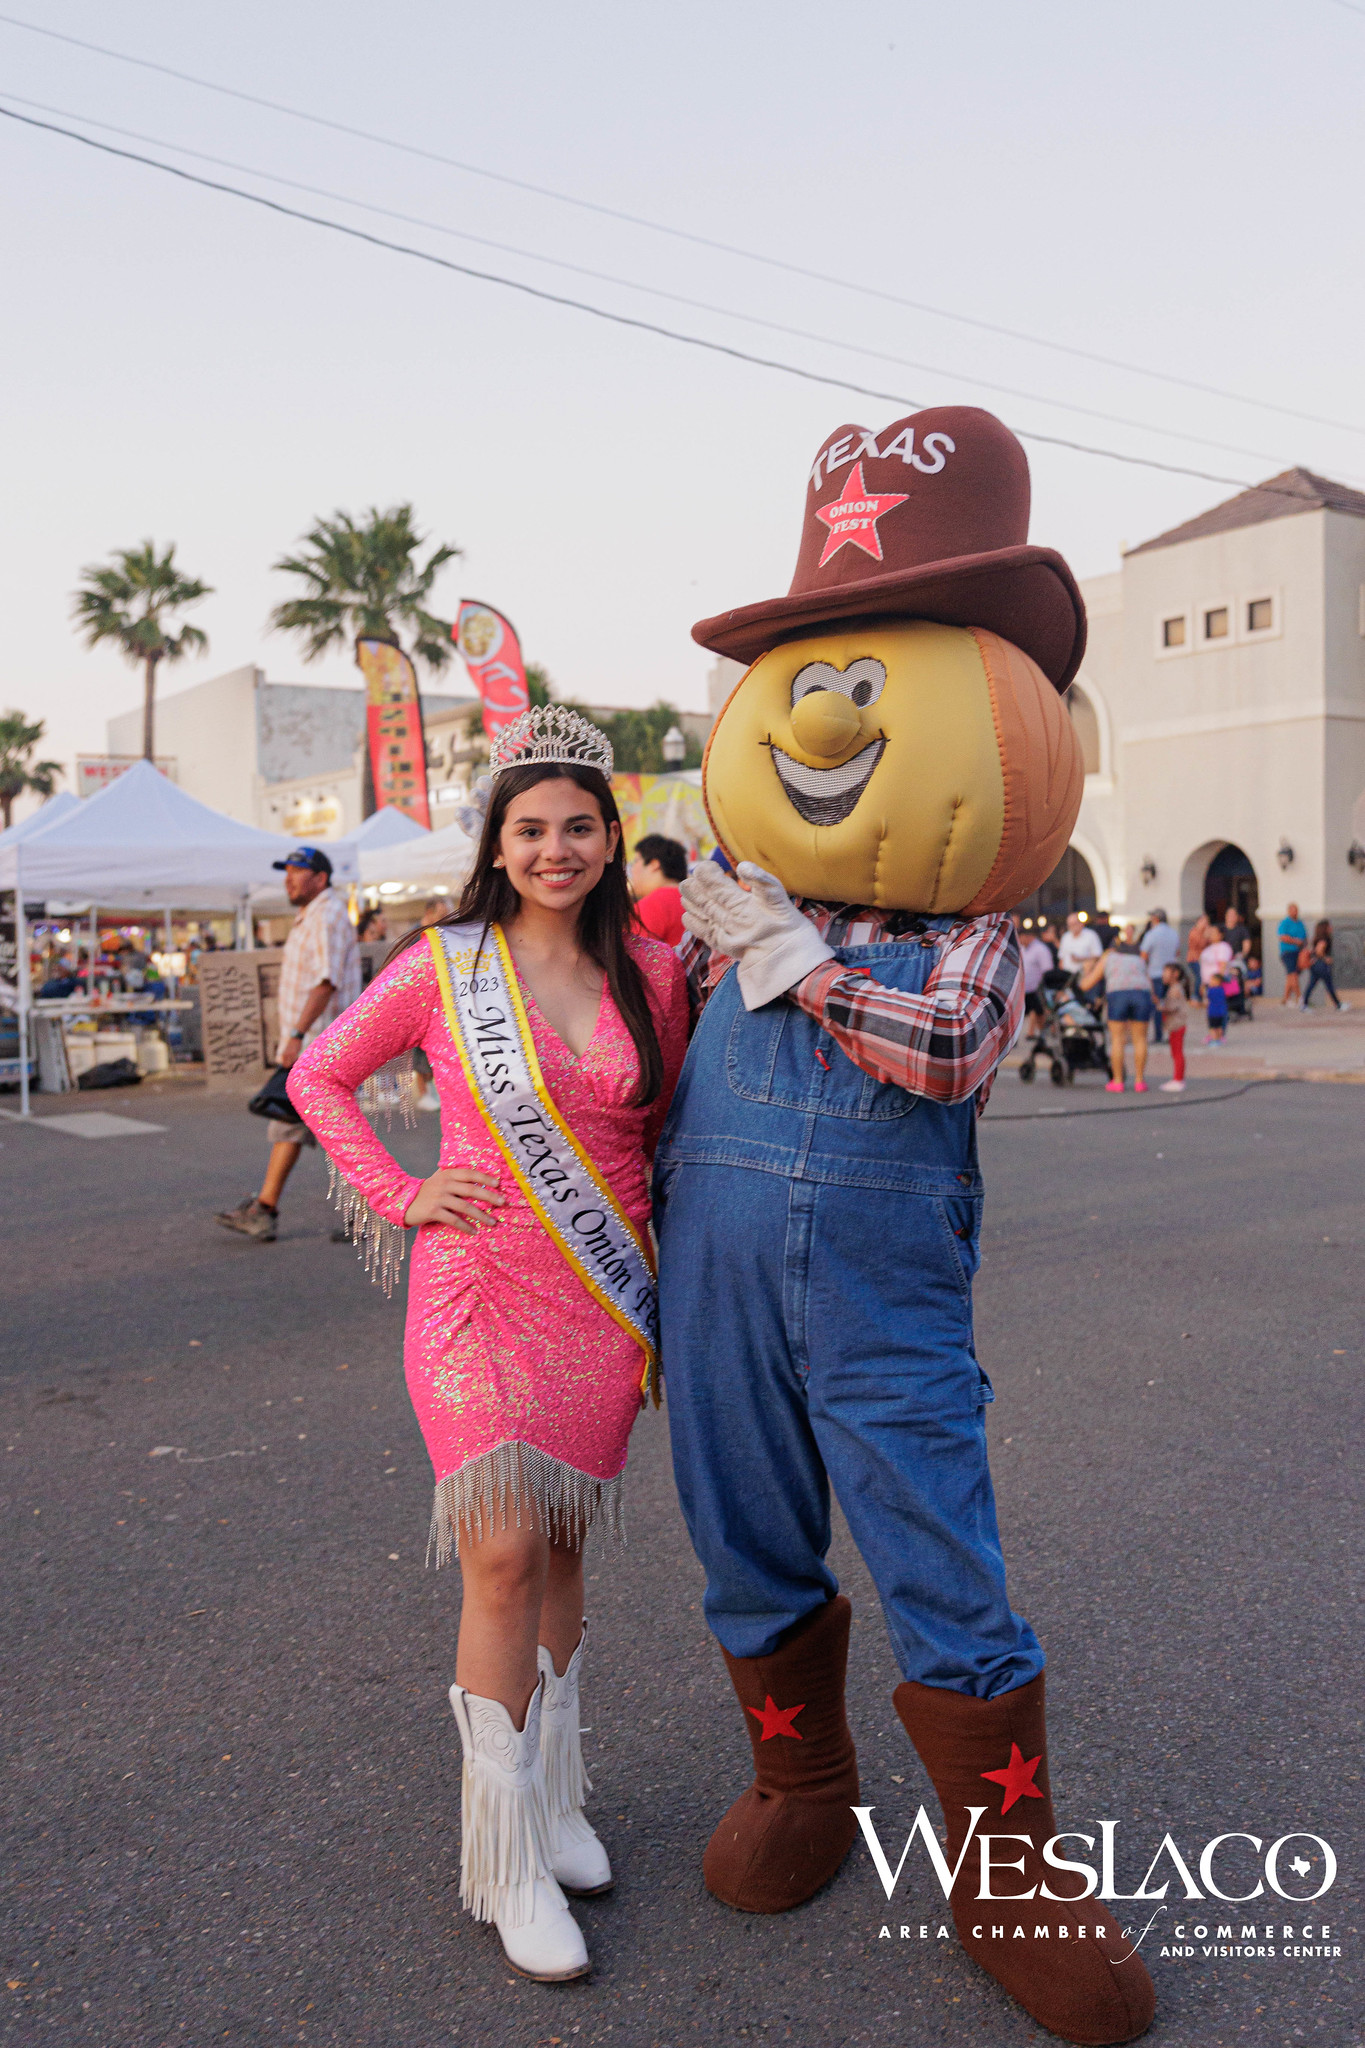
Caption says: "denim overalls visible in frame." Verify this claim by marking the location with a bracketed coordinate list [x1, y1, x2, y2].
[653, 926, 1043, 1700]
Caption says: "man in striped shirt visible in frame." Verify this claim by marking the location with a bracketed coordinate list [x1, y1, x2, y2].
[215, 845, 360, 1243]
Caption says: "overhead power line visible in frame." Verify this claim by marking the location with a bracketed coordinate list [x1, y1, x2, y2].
[1, 7, 1362, 441]
[0, 101, 1326, 503]
[1, 89, 1315, 477]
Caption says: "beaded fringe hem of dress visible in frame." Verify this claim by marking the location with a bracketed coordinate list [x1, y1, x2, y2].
[327, 1161, 409, 1296]
[359, 1050, 422, 1129]
[428, 1440, 625, 1565]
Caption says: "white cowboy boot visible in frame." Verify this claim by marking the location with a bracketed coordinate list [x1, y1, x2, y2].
[538, 1625, 613, 1896]
[448, 1677, 590, 1982]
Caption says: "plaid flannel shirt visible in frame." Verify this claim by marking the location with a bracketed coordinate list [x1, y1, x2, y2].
[680, 901, 1022, 1112]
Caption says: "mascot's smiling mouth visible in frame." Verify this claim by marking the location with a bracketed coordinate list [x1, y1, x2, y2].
[769, 737, 887, 826]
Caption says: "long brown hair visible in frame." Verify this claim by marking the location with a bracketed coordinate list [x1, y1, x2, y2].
[395, 763, 664, 1105]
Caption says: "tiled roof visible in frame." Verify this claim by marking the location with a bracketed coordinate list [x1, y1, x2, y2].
[1125, 467, 1365, 556]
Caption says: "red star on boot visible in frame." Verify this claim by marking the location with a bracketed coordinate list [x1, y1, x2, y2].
[706, 1599, 859, 1912]
[980, 1740, 1044, 1814]
[896, 1676, 1155, 2041]
[747, 1695, 805, 1741]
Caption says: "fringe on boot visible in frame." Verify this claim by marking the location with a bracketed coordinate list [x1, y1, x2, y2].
[448, 1676, 591, 1979]
[450, 1679, 552, 1927]
[537, 1623, 613, 1896]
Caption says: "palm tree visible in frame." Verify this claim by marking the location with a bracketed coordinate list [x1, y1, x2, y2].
[0, 711, 63, 830]
[269, 506, 458, 673]
[71, 541, 212, 760]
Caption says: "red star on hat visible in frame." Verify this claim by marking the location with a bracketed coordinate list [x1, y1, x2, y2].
[747, 1695, 806, 1741]
[814, 461, 910, 569]
[980, 1742, 1045, 1814]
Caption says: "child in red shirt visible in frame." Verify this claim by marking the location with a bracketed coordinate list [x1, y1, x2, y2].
[628, 834, 688, 948]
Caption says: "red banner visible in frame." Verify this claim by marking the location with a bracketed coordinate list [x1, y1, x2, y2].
[453, 601, 529, 739]
[356, 638, 431, 827]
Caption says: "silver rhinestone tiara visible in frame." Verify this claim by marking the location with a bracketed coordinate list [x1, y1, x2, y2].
[488, 704, 614, 779]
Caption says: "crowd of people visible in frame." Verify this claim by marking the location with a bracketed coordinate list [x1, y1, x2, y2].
[248, 869, 1354, 1219]
[1014, 900, 1349, 1093]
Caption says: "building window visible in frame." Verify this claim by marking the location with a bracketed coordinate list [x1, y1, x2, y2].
[1203, 606, 1229, 640]
[1246, 597, 1273, 633]
[1162, 615, 1186, 648]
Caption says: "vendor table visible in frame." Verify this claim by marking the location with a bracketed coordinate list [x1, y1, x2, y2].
[33, 998, 195, 1015]
[31, 998, 197, 1093]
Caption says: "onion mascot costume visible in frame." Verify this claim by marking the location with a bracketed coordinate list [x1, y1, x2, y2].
[654, 408, 1155, 2044]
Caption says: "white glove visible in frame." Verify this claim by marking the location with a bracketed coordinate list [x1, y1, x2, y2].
[680, 860, 834, 1010]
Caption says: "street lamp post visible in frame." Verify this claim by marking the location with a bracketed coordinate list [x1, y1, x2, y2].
[661, 724, 686, 769]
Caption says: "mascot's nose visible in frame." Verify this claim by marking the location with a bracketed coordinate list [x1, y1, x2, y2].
[789, 689, 863, 759]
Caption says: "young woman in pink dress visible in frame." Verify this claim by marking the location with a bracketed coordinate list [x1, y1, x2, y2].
[287, 710, 688, 1982]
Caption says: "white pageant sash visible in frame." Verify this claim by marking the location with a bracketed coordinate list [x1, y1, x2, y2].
[428, 923, 658, 1390]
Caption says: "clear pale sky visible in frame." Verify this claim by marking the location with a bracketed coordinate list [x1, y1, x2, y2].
[3, 0, 1363, 797]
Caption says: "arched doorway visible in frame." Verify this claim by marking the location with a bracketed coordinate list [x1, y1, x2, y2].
[1204, 843, 1260, 947]
[1181, 840, 1260, 949]
[1012, 845, 1098, 925]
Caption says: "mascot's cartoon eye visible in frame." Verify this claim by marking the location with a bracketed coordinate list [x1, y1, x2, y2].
[790, 658, 886, 712]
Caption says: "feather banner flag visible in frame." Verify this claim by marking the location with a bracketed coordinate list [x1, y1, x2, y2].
[356, 637, 432, 827]
[453, 601, 529, 739]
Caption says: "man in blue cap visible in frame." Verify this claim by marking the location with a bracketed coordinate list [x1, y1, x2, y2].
[215, 846, 361, 1242]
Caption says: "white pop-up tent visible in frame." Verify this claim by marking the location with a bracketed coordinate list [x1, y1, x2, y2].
[0, 762, 359, 1114]
[250, 806, 427, 913]
[0, 759, 357, 902]
[359, 816, 474, 892]
[337, 806, 429, 855]
[0, 791, 83, 852]
[250, 802, 425, 911]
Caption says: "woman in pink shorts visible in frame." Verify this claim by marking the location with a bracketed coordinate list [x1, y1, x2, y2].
[1080, 924, 1154, 1091]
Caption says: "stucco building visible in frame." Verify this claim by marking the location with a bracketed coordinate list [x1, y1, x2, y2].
[106, 666, 483, 839]
[1047, 468, 1365, 988]
[710, 471, 1365, 987]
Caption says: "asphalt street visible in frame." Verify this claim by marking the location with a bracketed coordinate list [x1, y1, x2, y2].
[2, 1077, 1360, 2048]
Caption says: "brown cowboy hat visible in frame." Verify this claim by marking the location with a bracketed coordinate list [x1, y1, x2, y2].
[692, 405, 1086, 691]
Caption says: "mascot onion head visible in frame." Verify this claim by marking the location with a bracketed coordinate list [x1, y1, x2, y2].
[692, 407, 1087, 915]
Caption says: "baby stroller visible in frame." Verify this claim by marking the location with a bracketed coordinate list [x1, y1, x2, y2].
[1018, 968, 1110, 1086]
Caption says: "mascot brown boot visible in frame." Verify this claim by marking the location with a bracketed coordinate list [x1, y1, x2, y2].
[894, 1673, 1155, 2045]
[705, 1595, 861, 1912]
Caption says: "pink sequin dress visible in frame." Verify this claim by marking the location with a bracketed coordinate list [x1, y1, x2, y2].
[287, 931, 689, 1559]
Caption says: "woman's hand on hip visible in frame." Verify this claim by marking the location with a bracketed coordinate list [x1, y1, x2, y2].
[403, 1166, 505, 1233]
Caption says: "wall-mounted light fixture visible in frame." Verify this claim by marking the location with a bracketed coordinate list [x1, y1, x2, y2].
[1139, 857, 1157, 886]
[1348, 840, 1365, 874]
[1276, 839, 1295, 871]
